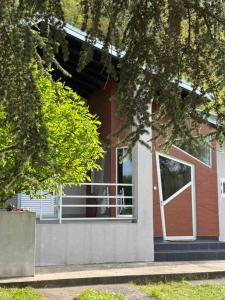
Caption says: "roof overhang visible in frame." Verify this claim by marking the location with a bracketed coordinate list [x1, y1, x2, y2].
[54, 23, 217, 126]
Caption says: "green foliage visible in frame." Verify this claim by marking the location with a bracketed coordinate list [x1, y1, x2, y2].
[0, 0, 69, 201]
[0, 287, 43, 300]
[0, 70, 103, 203]
[61, 0, 83, 28]
[136, 281, 225, 300]
[76, 289, 125, 300]
[2, 1, 225, 200]
[62, 1, 225, 149]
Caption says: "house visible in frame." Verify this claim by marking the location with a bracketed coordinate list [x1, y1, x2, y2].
[16, 24, 225, 266]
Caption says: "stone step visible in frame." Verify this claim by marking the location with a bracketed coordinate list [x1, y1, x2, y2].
[154, 249, 225, 261]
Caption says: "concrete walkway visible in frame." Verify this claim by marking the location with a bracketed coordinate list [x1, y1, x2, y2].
[38, 278, 225, 300]
[39, 284, 153, 300]
[1, 261, 225, 288]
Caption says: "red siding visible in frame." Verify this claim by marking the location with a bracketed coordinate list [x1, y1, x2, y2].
[164, 187, 193, 236]
[153, 137, 219, 238]
[88, 84, 219, 238]
[87, 81, 127, 217]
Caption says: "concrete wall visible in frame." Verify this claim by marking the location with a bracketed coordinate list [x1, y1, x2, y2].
[0, 211, 36, 277]
[217, 143, 225, 241]
[35, 138, 154, 266]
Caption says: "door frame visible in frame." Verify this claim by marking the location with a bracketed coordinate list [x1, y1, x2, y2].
[116, 146, 133, 218]
[156, 152, 197, 241]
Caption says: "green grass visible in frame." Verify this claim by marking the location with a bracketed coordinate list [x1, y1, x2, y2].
[136, 281, 225, 300]
[76, 289, 125, 300]
[0, 287, 43, 300]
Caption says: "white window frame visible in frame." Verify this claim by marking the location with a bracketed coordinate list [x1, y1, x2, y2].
[221, 178, 225, 199]
[116, 146, 133, 218]
[156, 151, 197, 241]
[172, 136, 212, 168]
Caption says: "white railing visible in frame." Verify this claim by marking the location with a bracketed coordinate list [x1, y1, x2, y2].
[40, 183, 134, 223]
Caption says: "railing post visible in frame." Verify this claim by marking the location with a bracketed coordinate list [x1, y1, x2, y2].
[121, 187, 125, 209]
[58, 186, 63, 224]
[106, 186, 109, 208]
[40, 196, 43, 221]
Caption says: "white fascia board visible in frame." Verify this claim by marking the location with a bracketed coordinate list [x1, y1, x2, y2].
[207, 114, 217, 125]
[178, 78, 204, 96]
[64, 23, 120, 58]
[64, 24, 213, 98]
[195, 108, 218, 126]
[176, 78, 213, 100]
[178, 79, 193, 92]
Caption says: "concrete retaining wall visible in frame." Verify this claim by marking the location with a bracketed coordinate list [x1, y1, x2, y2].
[36, 221, 153, 266]
[0, 211, 36, 277]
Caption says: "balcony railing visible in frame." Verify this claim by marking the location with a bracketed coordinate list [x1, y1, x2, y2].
[39, 183, 134, 222]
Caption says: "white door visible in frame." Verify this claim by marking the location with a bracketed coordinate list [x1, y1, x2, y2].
[156, 152, 196, 241]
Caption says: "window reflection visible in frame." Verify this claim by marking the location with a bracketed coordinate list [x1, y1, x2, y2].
[117, 148, 132, 216]
[159, 156, 191, 201]
[176, 136, 211, 166]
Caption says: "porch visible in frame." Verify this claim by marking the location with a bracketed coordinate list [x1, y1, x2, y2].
[18, 139, 154, 267]
[18, 146, 135, 223]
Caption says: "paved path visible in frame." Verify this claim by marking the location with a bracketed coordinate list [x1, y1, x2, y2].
[39, 284, 153, 300]
[38, 277, 225, 300]
[1, 261, 225, 288]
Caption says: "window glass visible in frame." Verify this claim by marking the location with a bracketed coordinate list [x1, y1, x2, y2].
[159, 156, 191, 201]
[117, 148, 132, 216]
[176, 136, 211, 166]
[91, 150, 110, 217]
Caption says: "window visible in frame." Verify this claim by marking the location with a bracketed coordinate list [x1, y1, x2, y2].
[116, 147, 132, 216]
[90, 150, 110, 217]
[159, 155, 191, 201]
[175, 136, 211, 166]
[221, 179, 225, 199]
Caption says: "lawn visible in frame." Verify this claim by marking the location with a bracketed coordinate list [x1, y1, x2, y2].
[0, 287, 43, 300]
[136, 281, 225, 300]
[76, 289, 125, 300]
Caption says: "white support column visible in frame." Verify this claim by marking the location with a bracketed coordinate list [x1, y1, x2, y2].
[40, 197, 43, 220]
[132, 105, 154, 259]
[58, 191, 62, 224]
[217, 142, 225, 241]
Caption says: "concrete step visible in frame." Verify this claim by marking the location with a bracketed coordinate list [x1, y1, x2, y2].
[154, 240, 225, 251]
[155, 249, 225, 262]
[2, 261, 225, 288]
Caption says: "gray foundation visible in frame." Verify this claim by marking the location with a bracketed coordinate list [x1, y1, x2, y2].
[0, 211, 36, 277]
